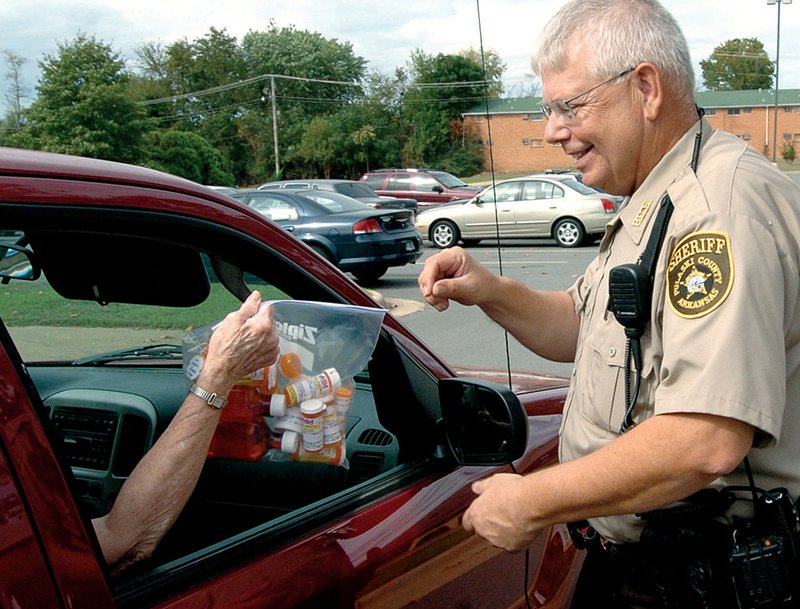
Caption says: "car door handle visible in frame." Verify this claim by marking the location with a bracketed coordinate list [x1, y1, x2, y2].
[285, 226, 295, 232]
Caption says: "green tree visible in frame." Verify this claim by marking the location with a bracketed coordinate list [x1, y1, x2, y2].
[700, 38, 774, 91]
[293, 116, 335, 177]
[403, 50, 491, 172]
[9, 33, 147, 162]
[143, 129, 235, 185]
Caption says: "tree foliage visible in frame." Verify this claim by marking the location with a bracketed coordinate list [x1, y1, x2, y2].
[2, 24, 504, 183]
[9, 33, 147, 162]
[700, 38, 774, 91]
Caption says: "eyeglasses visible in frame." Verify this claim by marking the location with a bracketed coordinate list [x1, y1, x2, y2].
[540, 67, 637, 124]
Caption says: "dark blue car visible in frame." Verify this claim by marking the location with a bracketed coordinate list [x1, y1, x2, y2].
[231, 188, 422, 284]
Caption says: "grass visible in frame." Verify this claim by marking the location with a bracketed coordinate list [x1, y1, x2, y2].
[0, 281, 287, 329]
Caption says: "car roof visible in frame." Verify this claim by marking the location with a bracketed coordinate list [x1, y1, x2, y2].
[0, 146, 223, 200]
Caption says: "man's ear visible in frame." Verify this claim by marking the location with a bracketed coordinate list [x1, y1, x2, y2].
[634, 63, 663, 121]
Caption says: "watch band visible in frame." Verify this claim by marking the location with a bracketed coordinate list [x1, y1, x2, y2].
[188, 383, 227, 409]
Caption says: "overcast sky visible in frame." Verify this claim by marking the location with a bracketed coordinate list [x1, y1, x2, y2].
[3, 0, 800, 110]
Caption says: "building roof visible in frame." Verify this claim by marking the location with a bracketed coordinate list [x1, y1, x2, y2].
[463, 88, 800, 116]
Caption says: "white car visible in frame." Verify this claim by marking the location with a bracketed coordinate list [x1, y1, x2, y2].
[415, 174, 619, 248]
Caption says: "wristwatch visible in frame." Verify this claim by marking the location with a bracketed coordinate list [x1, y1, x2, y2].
[188, 383, 227, 409]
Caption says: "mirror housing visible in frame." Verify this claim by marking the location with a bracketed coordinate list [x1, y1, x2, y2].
[0, 244, 40, 282]
[440, 378, 528, 466]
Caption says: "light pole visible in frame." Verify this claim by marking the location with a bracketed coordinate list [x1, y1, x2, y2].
[768, 0, 791, 163]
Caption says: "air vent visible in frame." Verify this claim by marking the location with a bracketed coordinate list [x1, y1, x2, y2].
[347, 451, 385, 486]
[51, 407, 118, 471]
[358, 428, 393, 447]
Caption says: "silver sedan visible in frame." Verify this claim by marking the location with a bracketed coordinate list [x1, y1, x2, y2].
[415, 174, 619, 248]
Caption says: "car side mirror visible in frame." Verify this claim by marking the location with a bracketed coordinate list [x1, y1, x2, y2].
[432, 185, 444, 193]
[440, 378, 528, 466]
[0, 244, 40, 282]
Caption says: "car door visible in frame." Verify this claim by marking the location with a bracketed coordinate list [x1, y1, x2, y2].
[464, 181, 521, 238]
[513, 179, 567, 237]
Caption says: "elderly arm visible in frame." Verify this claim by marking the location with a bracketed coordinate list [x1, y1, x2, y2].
[92, 291, 279, 572]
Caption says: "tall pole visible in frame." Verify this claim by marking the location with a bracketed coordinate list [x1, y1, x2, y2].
[773, 0, 782, 162]
[271, 75, 280, 177]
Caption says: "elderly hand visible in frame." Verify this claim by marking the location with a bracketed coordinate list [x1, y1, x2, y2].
[417, 247, 497, 311]
[462, 472, 540, 553]
[198, 291, 280, 394]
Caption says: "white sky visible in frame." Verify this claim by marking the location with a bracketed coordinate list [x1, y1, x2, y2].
[3, 0, 800, 110]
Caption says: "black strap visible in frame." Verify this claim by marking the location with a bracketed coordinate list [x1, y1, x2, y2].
[638, 193, 674, 282]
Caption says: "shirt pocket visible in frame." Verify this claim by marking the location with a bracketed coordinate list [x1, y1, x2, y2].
[576, 320, 655, 433]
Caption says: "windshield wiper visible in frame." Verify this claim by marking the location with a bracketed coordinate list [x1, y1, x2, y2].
[72, 343, 183, 366]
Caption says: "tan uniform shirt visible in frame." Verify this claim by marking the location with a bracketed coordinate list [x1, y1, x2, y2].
[561, 118, 800, 543]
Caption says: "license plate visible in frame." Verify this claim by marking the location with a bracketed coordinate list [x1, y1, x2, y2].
[404, 240, 415, 252]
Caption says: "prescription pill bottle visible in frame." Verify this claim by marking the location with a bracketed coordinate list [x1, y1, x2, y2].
[283, 368, 341, 406]
[333, 384, 354, 433]
[300, 398, 325, 452]
[322, 396, 342, 447]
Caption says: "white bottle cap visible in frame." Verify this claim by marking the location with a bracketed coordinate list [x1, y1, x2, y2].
[324, 367, 341, 389]
[280, 430, 300, 453]
[270, 393, 286, 417]
[300, 398, 325, 415]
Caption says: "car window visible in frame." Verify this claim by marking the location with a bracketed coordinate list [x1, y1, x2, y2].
[429, 170, 468, 188]
[361, 174, 385, 189]
[489, 181, 521, 202]
[247, 194, 300, 221]
[560, 178, 600, 196]
[333, 182, 375, 199]
[411, 175, 440, 192]
[298, 191, 366, 213]
[386, 174, 412, 192]
[522, 181, 564, 200]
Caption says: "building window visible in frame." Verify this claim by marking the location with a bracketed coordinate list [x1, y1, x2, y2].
[784, 133, 793, 140]
[704, 108, 717, 116]
[530, 139, 544, 148]
[522, 114, 529, 120]
[531, 111, 544, 121]
[742, 134, 751, 141]
[522, 138, 530, 145]
[728, 108, 741, 115]
[743, 107, 752, 113]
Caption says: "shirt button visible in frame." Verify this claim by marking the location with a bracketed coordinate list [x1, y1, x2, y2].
[609, 347, 617, 357]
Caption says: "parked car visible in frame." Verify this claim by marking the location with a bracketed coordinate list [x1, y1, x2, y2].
[256, 179, 417, 215]
[360, 168, 482, 209]
[0, 146, 581, 609]
[206, 185, 239, 196]
[415, 174, 618, 248]
[229, 188, 422, 284]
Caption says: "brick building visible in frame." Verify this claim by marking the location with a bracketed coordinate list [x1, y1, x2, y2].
[463, 89, 800, 173]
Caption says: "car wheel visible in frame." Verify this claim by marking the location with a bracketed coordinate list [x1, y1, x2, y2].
[430, 220, 460, 248]
[353, 266, 388, 285]
[553, 218, 586, 248]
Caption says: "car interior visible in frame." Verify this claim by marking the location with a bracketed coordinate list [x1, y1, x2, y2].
[0, 203, 449, 603]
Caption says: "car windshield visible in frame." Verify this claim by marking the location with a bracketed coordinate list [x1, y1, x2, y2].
[332, 183, 377, 199]
[429, 171, 468, 188]
[296, 190, 369, 213]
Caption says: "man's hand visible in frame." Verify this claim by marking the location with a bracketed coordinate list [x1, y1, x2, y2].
[462, 472, 540, 552]
[418, 247, 497, 311]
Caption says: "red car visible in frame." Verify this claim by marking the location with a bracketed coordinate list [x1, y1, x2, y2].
[0, 147, 581, 609]
[360, 168, 482, 209]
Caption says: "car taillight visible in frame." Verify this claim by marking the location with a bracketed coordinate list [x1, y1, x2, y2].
[601, 198, 615, 213]
[353, 218, 383, 234]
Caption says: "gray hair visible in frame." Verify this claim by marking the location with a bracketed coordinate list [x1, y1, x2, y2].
[532, 0, 695, 96]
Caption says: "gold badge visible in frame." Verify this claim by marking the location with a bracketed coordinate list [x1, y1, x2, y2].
[666, 231, 733, 319]
[632, 200, 652, 228]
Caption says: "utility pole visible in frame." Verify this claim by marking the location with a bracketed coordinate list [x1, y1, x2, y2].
[270, 75, 280, 176]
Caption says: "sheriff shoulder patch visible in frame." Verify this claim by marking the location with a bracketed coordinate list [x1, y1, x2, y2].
[666, 231, 734, 319]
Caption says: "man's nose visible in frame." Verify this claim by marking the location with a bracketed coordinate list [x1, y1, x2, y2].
[543, 113, 570, 145]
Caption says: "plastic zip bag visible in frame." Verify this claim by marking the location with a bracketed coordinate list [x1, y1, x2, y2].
[182, 299, 386, 467]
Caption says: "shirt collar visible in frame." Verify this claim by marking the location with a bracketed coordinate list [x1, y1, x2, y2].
[617, 118, 711, 245]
